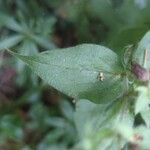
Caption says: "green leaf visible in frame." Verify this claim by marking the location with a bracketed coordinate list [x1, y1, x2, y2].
[0, 115, 23, 144]
[74, 99, 133, 138]
[8, 44, 125, 103]
[0, 13, 24, 32]
[37, 129, 65, 150]
[60, 100, 74, 121]
[135, 86, 150, 114]
[135, 86, 150, 127]
[141, 111, 150, 128]
[74, 99, 133, 149]
[74, 99, 112, 138]
[16, 39, 38, 73]
[16, 40, 39, 86]
[0, 35, 24, 50]
[31, 35, 56, 49]
[133, 31, 150, 69]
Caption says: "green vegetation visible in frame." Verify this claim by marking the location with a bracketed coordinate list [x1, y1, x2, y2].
[0, 0, 150, 150]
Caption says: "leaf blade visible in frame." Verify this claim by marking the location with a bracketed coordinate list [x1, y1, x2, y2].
[8, 44, 125, 103]
[0, 35, 24, 50]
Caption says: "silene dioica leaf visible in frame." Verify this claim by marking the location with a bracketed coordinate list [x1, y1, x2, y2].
[8, 44, 127, 103]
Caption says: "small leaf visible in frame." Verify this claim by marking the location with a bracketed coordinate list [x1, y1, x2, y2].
[74, 99, 133, 149]
[135, 86, 150, 114]
[8, 44, 126, 103]
[0, 13, 24, 32]
[16, 40, 39, 86]
[16, 39, 38, 71]
[0, 35, 24, 50]
[135, 85, 150, 127]
[133, 31, 150, 69]
[60, 100, 74, 121]
[141, 111, 150, 128]
[74, 99, 133, 138]
[0, 115, 23, 143]
[31, 35, 56, 49]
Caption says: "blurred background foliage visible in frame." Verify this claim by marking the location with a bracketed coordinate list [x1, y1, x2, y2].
[0, 0, 150, 149]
